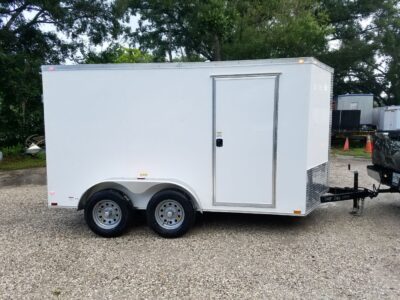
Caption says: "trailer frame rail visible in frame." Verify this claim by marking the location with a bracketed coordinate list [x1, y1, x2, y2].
[320, 170, 398, 215]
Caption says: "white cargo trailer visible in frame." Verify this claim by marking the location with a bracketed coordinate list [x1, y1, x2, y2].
[41, 57, 333, 237]
[373, 106, 400, 131]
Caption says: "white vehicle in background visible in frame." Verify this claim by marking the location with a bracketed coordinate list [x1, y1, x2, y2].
[373, 106, 400, 131]
[41, 58, 332, 238]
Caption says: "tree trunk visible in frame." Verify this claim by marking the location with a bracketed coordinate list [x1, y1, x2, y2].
[167, 49, 173, 62]
[213, 34, 221, 61]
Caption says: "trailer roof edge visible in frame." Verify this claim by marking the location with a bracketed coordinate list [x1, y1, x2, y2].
[338, 93, 374, 97]
[41, 57, 334, 74]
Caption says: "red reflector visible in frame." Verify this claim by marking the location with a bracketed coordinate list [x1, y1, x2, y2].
[51, 202, 58, 206]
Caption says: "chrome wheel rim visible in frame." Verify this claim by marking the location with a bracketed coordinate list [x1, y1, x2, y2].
[93, 200, 122, 230]
[155, 199, 185, 230]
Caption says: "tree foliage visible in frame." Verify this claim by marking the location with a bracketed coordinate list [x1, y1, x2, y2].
[85, 45, 153, 64]
[319, 0, 400, 105]
[120, 0, 331, 61]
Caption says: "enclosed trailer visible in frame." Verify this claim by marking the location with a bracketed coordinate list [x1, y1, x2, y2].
[41, 58, 333, 237]
[336, 94, 373, 125]
[373, 106, 400, 131]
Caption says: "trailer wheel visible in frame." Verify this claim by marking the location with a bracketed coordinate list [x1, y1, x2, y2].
[84, 190, 131, 237]
[146, 190, 195, 238]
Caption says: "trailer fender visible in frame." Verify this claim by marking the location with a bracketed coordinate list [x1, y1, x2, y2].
[78, 178, 202, 212]
[77, 182, 134, 211]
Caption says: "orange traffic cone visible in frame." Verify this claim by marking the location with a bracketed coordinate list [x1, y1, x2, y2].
[365, 135, 373, 153]
[343, 137, 350, 151]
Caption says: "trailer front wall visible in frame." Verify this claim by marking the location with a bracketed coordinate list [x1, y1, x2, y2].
[305, 65, 332, 212]
[42, 59, 332, 216]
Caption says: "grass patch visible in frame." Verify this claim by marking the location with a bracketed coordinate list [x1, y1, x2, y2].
[331, 147, 372, 159]
[0, 153, 46, 171]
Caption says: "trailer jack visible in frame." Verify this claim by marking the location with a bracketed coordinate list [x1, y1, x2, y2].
[351, 198, 364, 216]
[320, 171, 397, 215]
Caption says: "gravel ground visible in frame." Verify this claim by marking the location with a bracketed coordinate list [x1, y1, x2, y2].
[0, 168, 46, 187]
[0, 156, 399, 299]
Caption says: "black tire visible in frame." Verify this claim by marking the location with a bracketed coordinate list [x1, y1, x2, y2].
[146, 190, 196, 238]
[84, 190, 131, 238]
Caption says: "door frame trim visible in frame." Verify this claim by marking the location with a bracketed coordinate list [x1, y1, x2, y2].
[211, 73, 281, 208]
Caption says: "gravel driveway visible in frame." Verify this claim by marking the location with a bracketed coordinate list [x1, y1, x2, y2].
[0, 157, 399, 299]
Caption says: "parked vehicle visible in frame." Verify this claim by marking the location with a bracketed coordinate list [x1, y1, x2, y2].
[368, 131, 400, 187]
[41, 58, 332, 237]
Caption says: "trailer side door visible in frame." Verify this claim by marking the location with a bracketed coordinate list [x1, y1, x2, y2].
[213, 74, 279, 208]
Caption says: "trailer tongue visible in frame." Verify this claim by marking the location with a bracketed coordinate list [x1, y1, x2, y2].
[321, 132, 400, 215]
[320, 168, 397, 215]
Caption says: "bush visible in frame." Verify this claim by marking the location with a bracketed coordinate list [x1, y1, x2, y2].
[36, 151, 46, 160]
[1, 144, 24, 157]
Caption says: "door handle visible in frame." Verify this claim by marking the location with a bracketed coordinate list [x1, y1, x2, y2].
[216, 138, 223, 147]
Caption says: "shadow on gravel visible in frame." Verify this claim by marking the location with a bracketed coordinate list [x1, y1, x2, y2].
[130, 210, 309, 229]
[197, 212, 308, 229]
[0, 168, 46, 187]
[51, 210, 311, 238]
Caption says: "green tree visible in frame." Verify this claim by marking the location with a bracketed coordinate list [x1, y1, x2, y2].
[374, 1, 400, 105]
[85, 45, 153, 63]
[319, 0, 400, 105]
[119, 0, 331, 61]
[222, 0, 331, 60]
[0, 1, 120, 146]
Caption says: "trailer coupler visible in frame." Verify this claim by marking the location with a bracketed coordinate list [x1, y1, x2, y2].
[320, 171, 397, 215]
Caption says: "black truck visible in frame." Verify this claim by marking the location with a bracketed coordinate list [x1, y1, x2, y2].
[321, 132, 400, 214]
